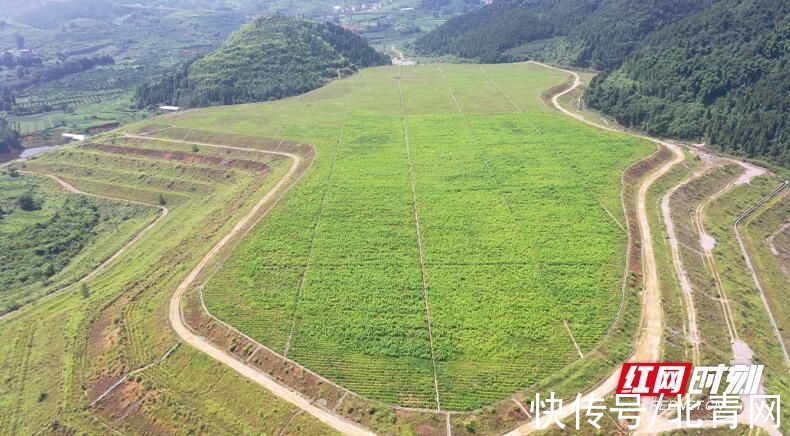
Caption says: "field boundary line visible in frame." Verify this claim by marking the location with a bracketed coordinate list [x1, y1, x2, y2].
[598, 201, 626, 233]
[90, 342, 180, 407]
[562, 320, 584, 358]
[481, 62, 635, 362]
[733, 180, 789, 366]
[133, 130, 376, 435]
[283, 92, 353, 357]
[0, 169, 169, 323]
[479, 66, 525, 113]
[437, 66, 517, 215]
[399, 64, 443, 412]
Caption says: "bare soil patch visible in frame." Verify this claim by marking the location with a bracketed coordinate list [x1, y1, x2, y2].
[83, 143, 271, 172]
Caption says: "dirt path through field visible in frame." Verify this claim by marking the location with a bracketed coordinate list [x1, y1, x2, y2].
[505, 62, 684, 436]
[0, 170, 168, 323]
[526, 61, 782, 436]
[121, 134, 376, 436]
[661, 169, 709, 364]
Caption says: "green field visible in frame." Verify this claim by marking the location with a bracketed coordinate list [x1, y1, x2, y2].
[170, 63, 655, 411]
[0, 61, 660, 433]
[0, 132, 318, 434]
[0, 170, 159, 314]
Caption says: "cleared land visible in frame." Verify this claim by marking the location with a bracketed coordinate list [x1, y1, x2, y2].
[9, 61, 762, 435]
[178, 63, 654, 411]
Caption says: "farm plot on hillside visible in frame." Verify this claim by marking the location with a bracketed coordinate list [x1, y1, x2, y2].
[192, 63, 653, 411]
[0, 134, 298, 434]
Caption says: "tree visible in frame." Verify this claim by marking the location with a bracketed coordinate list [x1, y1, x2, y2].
[0, 117, 21, 153]
[17, 192, 39, 211]
[80, 283, 90, 299]
[158, 194, 167, 205]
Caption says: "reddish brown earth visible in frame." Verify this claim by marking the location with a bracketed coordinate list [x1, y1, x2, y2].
[83, 143, 271, 172]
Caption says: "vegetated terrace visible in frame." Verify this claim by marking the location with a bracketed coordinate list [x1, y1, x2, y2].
[165, 62, 655, 411]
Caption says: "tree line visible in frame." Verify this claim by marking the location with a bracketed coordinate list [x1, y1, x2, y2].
[585, 0, 788, 166]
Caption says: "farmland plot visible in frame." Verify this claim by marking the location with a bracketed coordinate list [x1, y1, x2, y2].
[196, 63, 652, 411]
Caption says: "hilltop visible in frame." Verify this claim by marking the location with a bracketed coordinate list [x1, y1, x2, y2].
[134, 16, 391, 108]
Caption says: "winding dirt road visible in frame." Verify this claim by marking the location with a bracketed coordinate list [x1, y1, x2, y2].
[505, 63, 684, 436]
[120, 134, 376, 436]
[661, 169, 707, 364]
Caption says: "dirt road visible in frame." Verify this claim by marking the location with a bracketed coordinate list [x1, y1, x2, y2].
[505, 63, 684, 436]
[661, 169, 708, 364]
[0, 170, 168, 323]
[732, 180, 789, 366]
[124, 134, 376, 436]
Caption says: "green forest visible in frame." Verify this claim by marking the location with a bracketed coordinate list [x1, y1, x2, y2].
[585, 0, 788, 167]
[413, 0, 715, 67]
[415, 0, 788, 167]
[134, 16, 390, 108]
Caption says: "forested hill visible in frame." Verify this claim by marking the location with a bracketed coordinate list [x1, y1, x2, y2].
[413, 0, 717, 68]
[134, 16, 390, 108]
[416, 0, 788, 167]
[586, 0, 788, 167]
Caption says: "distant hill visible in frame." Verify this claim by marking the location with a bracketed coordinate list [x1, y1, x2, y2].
[586, 0, 789, 167]
[134, 16, 391, 108]
[415, 0, 788, 167]
[14, 0, 125, 29]
[413, 0, 716, 68]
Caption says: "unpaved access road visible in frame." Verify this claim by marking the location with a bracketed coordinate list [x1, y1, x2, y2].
[0, 169, 168, 323]
[660, 169, 708, 364]
[123, 134, 377, 436]
[505, 62, 684, 436]
[523, 62, 783, 436]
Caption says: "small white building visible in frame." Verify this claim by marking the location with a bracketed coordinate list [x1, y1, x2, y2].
[62, 133, 86, 141]
[159, 105, 181, 111]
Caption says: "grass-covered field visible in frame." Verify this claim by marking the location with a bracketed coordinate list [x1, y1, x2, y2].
[0, 132, 330, 434]
[0, 61, 674, 434]
[180, 63, 654, 411]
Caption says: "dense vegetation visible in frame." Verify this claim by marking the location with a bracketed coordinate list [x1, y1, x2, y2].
[6, 55, 114, 91]
[414, 0, 715, 67]
[134, 16, 390, 108]
[0, 117, 21, 153]
[0, 196, 99, 290]
[586, 0, 789, 166]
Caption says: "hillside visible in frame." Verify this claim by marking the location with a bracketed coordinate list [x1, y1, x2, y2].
[134, 16, 390, 108]
[413, 0, 716, 68]
[416, 0, 788, 166]
[586, 0, 789, 166]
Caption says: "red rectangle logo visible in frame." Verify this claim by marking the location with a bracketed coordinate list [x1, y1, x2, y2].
[617, 362, 693, 396]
